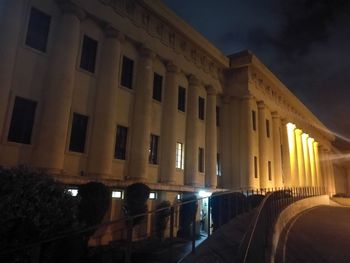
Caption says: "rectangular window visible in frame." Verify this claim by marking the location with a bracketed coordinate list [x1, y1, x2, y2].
[178, 86, 186, 112]
[149, 134, 159, 164]
[252, 110, 256, 131]
[8, 97, 37, 144]
[266, 119, 270, 138]
[268, 161, 272, 181]
[216, 106, 220, 127]
[25, 7, 51, 52]
[254, 156, 258, 178]
[121, 56, 134, 89]
[115, 125, 128, 160]
[198, 97, 205, 120]
[198, 147, 204, 172]
[69, 113, 88, 153]
[80, 35, 98, 73]
[176, 142, 184, 169]
[152, 73, 163, 102]
[216, 153, 221, 176]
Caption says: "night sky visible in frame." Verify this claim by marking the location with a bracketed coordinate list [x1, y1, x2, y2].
[163, 0, 350, 149]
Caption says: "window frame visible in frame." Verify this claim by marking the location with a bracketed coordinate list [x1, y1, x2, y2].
[115, 125, 128, 160]
[254, 156, 258, 178]
[176, 142, 184, 169]
[266, 119, 270, 138]
[198, 97, 205, 120]
[178, 86, 186, 112]
[149, 134, 159, 165]
[79, 34, 98, 74]
[252, 110, 256, 131]
[152, 72, 163, 102]
[68, 112, 89, 153]
[198, 147, 204, 173]
[120, 55, 134, 89]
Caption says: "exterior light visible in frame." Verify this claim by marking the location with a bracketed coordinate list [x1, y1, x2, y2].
[112, 190, 123, 199]
[198, 190, 212, 198]
[149, 192, 157, 200]
[177, 194, 182, 200]
[67, 188, 78, 196]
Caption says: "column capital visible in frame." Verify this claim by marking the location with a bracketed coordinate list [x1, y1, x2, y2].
[188, 74, 200, 86]
[205, 85, 217, 95]
[295, 128, 303, 135]
[104, 25, 125, 41]
[166, 61, 179, 73]
[138, 45, 156, 59]
[257, 100, 265, 109]
[56, 0, 86, 20]
[271, 111, 279, 119]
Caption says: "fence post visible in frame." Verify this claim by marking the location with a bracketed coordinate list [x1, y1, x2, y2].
[208, 197, 211, 237]
[191, 200, 197, 253]
[125, 217, 133, 263]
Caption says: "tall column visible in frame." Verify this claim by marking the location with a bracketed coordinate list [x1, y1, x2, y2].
[313, 141, 321, 186]
[220, 96, 232, 188]
[87, 27, 124, 177]
[0, 0, 25, 139]
[326, 150, 336, 195]
[205, 86, 217, 188]
[302, 133, 311, 186]
[308, 137, 316, 186]
[281, 120, 292, 187]
[320, 147, 331, 194]
[240, 95, 256, 189]
[257, 101, 268, 188]
[128, 47, 155, 181]
[295, 129, 305, 186]
[184, 75, 200, 186]
[271, 112, 283, 187]
[31, 3, 84, 172]
[159, 62, 179, 184]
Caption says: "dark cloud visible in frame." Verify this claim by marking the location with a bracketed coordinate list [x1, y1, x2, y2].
[163, 0, 350, 148]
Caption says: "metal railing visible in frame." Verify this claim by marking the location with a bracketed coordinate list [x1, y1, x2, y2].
[0, 186, 326, 263]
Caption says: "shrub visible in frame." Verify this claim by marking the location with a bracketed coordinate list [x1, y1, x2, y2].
[177, 193, 197, 239]
[210, 192, 247, 230]
[154, 201, 171, 240]
[123, 183, 150, 225]
[0, 166, 81, 262]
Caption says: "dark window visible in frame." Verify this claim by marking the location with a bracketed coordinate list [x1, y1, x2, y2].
[25, 7, 51, 52]
[80, 35, 98, 73]
[178, 86, 186, 112]
[152, 73, 163, 102]
[8, 97, 37, 144]
[252, 110, 256, 131]
[216, 153, 221, 176]
[254, 156, 258, 178]
[216, 106, 220, 126]
[266, 119, 270, 138]
[115, 125, 128, 160]
[198, 97, 205, 120]
[268, 161, 272, 181]
[69, 113, 88, 153]
[198, 147, 204, 172]
[149, 134, 159, 164]
[121, 56, 134, 89]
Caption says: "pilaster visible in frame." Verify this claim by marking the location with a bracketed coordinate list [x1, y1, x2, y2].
[271, 112, 283, 187]
[257, 101, 268, 188]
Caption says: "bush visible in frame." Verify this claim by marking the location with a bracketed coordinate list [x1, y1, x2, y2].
[0, 166, 81, 262]
[154, 201, 171, 240]
[123, 183, 150, 225]
[177, 193, 197, 239]
[210, 192, 247, 231]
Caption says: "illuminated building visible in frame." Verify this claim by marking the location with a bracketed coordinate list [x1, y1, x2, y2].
[0, 0, 344, 237]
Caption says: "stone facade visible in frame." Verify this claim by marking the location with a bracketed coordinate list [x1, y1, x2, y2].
[0, 0, 340, 219]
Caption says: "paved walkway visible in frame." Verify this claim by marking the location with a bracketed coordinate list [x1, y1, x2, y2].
[276, 205, 350, 263]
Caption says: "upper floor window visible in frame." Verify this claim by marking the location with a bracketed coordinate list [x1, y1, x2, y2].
[198, 97, 205, 120]
[178, 86, 186, 112]
[216, 153, 221, 176]
[121, 56, 134, 89]
[198, 147, 204, 172]
[149, 134, 159, 164]
[252, 110, 256, 131]
[8, 97, 37, 144]
[268, 161, 272, 181]
[115, 125, 128, 160]
[80, 35, 98, 73]
[69, 113, 88, 153]
[216, 106, 220, 127]
[266, 119, 270, 138]
[25, 7, 51, 52]
[254, 156, 258, 178]
[152, 73, 163, 102]
[176, 142, 184, 169]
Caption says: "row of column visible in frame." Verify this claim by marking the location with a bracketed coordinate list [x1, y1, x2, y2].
[12, 1, 218, 187]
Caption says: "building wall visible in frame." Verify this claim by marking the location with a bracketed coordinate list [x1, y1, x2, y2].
[0, 0, 337, 196]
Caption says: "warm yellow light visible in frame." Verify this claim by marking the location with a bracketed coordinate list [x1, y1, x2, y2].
[301, 133, 311, 186]
[308, 137, 316, 186]
[286, 122, 297, 186]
